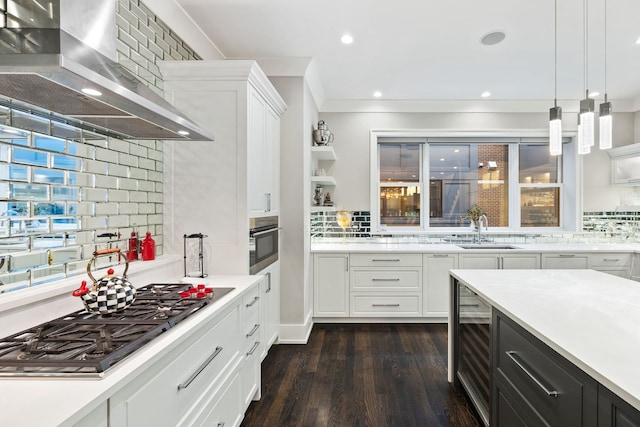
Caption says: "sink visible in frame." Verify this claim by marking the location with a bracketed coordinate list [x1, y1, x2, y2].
[456, 244, 520, 250]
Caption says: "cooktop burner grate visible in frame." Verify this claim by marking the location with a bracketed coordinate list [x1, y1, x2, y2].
[0, 284, 233, 377]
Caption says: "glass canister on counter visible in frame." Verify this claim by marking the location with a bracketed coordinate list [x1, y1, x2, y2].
[184, 233, 208, 278]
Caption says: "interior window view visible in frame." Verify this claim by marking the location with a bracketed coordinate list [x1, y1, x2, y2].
[1, 1, 640, 427]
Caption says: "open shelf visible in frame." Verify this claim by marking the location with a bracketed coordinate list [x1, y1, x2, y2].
[311, 146, 337, 161]
[311, 176, 336, 186]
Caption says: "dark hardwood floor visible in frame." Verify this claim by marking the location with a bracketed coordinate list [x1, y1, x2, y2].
[241, 323, 482, 427]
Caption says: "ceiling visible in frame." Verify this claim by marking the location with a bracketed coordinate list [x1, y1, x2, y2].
[172, 0, 640, 112]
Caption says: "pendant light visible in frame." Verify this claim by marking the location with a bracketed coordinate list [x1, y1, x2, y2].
[549, 0, 562, 156]
[579, 0, 595, 151]
[599, 0, 613, 149]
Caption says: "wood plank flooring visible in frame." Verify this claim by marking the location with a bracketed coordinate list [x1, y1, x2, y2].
[241, 323, 482, 427]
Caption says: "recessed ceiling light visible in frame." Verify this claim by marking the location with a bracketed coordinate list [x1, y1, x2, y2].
[82, 88, 102, 96]
[588, 91, 600, 98]
[480, 31, 506, 46]
[178, 130, 190, 136]
[454, 149, 460, 153]
[481, 91, 491, 98]
[373, 91, 382, 98]
[341, 34, 354, 45]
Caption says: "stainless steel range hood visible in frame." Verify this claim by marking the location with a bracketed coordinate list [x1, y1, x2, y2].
[0, 0, 214, 141]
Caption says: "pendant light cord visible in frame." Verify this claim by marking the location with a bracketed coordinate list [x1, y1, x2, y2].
[604, 0, 608, 100]
[584, 0, 588, 96]
[554, 0, 558, 106]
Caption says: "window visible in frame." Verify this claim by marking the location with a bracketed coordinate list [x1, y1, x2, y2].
[371, 133, 569, 232]
[519, 144, 561, 227]
[378, 143, 423, 229]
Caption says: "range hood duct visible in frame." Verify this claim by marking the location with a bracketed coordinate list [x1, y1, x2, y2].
[0, 0, 213, 141]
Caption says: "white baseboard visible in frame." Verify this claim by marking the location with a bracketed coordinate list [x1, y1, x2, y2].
[276, 311, 314, 344]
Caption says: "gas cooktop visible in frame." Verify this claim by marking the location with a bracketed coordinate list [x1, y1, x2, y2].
[0, 283, 233, 377]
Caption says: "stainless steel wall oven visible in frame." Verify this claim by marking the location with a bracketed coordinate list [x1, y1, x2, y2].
[249, 216, 279, 274]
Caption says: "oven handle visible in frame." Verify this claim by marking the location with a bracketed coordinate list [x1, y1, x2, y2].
[178, 346, 223, 390]
[250, 227, 282, 237]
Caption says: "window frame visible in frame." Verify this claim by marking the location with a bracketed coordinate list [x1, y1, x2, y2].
[370, 130, 576, 234]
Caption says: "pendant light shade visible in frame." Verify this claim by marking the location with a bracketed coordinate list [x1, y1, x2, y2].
[577, 115, 591, 155]
[599, 98, 612, 149]
[549, 106, 562, 155]
[549, 0, 562, 156]
[579, 91, 595, 148]
[599, 0, 613, 150]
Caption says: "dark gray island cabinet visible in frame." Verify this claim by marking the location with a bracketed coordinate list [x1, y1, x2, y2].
[450, 270, 640, 427]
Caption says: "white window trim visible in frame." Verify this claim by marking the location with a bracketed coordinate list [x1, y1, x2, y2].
[370, 129, 578, 234]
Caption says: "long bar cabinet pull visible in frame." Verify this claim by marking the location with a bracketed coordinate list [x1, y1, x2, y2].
[246, 324, 260, 337]
[247, 341, 260, 356]
[505, 351, 558, 398]
[372, 258, 400, 262]
[178, 346, 223, 390]
[246, 296, 259, 307]
[432, 254, 449, 258]
[558, 254, 575, 257]
[603, 258, 620, 262]
[266, 272, 272, 293]
[371, 278, 400, 282]
[372, 304, 400, 307]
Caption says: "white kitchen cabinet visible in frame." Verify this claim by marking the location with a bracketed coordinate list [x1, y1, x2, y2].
[423, 253, 458, 319]
[159, 60, 286, 274]
[608, 143, 640, 185]
[313, 253, 349, 317]
[72, 402, 108, 427]
[191, 368, 243, 427]
[460, 252, 540, 269]
[588, 252, 632, 278]
[259, 261, 280, 361]
[240, 284, 262, 409]
[542, 253, 589, 269]
[109, 303, 243, 427]
[248, 88, 281, 217]
[349, 253, 423, 317]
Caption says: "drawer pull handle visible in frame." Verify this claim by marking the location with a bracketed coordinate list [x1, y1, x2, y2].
[371, 278, 401, 282]
[247, 341, 260, 356]
[459, 303, 479, 307]
[505, 351, 558, 398]
[217, 423, 225, 427]
[432, 254, 449, 258]
[246, 296, 259, 308]
[602, 258, 620, 262]
[178, 346, 223, 390]
[246, 323, 260, 337]
[558, 254, 575, 257]
[372, 259, 400, 262]
[372, 304, 401, 307]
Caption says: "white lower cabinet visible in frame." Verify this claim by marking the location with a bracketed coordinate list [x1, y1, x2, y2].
[542, 253, 589, 269]
[423, 254, 458, 318]
[72, 402, 108, 427]
[588, 252, 632, 278]
[460, 252, 541, 270]
[109, 303, 242, 427]
[193, 366, 243, 427]
[241, 284, 262, 409]
[259, 262, 280, 361]
[313, 253, 350, 317]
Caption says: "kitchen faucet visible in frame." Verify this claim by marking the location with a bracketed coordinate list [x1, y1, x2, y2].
[476, 214, 488, 243]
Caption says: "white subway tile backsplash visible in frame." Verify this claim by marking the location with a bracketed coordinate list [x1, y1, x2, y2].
[95, 147, 119, 163]
[119, 178, 139, 191]
[107, 215, 130, 228]
[94, 175, 119, 189]
[82, 188, 107, 202]
[74, 202, 95, 216]
[146, 148, 162, 161]
[138, 203, 155, 214]
[82, 159, 107, 175]
[129, 191, 147, 203]
[118, 153, 138, 167]
[108, 137, 130, 154]
[108, 189, 130, 202]
[129, 167, 147, 180]
[148, 192, 162, 203]
[108, 163, 129, 178]
[129, 144, 148, 158]
[95, 203, 119, 215]
[130, 214, 148, 226]
[119, 203, 139, 214]
[83, 215, 108, 229]
[138, 180, 155, 192]
[147, 170, 162, 182]
[138, 157, 155, 170]
[148, 214, 162, 225]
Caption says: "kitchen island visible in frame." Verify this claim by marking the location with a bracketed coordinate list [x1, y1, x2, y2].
[449, 269, 640, 426]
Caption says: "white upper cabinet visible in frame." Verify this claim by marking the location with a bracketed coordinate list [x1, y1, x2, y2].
[609, 143, 640, 185]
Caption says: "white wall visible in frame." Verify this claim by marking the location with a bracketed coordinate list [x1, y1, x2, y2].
[269, 76, 317, 343]
[319, 111, 637, 213]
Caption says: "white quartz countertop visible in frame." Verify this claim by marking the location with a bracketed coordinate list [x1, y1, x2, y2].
[311, 241, 640, 253]
[449, 269, 640, 411]
[0, 275, 262, 427]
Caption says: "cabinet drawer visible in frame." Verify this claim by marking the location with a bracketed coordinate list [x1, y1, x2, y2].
[542, 254, 589, 269]
[494, 312, 597, 427]
[190, 368, 242, 427]
[350, 268, 421, 291]
[350, 294, 421, 317]
[350, 253, 422, 267]
[243, 285, 261, 318]
[110, 305, 241, 427]
[588, 253, 631, 268]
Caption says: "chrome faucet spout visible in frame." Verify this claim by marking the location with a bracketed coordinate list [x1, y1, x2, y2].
[477, 214, 488, 243]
